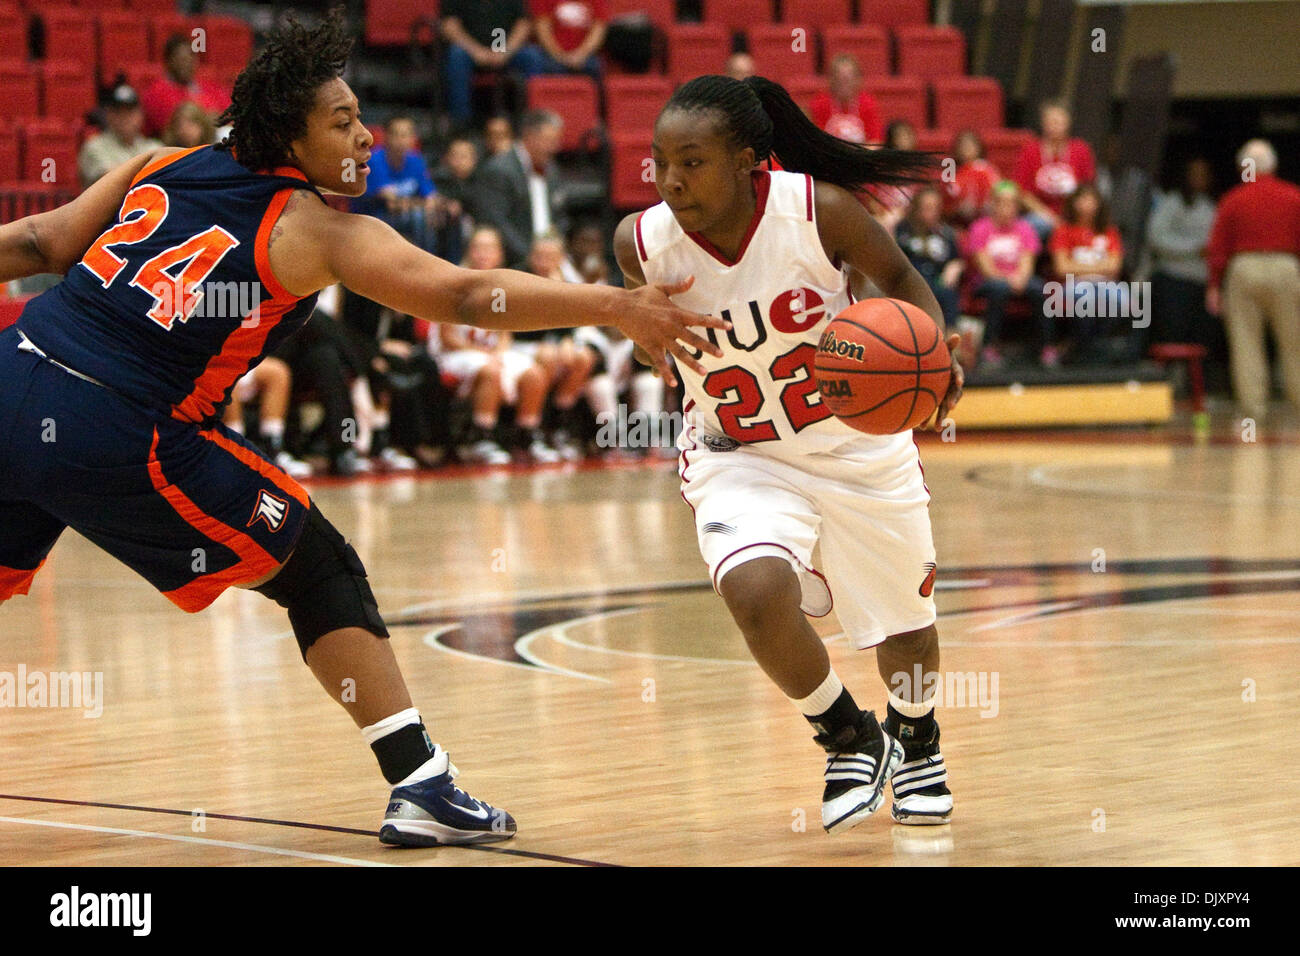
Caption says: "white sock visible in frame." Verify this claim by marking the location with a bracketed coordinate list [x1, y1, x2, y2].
[361, 707, 421, 745]
[261, 418, 284, 439]
[793, 670, 844, 717]
[888, 690, 935, 719]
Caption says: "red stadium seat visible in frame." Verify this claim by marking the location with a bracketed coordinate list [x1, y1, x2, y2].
[701, 0, 772, 33]
[980, 127, 1034, 179]
[782, 75, 823, 112]
[98, 12, 151, 84]
[39, 60, 96, 123]
[527, 75, 601, 152]
[0, 4, 29, 60]
[666, 24, 730, 85]
[39, 8, 96, 69]
[821, 25, 890, 77]
[932, 76, 1003, 131]
[780, 0, 852, 32]
[857, 0, 930, 32]
[125, 62, 166, 99]
[861, 76, 926, 130]
[364, 0, 438, 47]
[20, 119, 80, 185]
[896, 26, 965, 80]
[0, 126, 20, 181]
[0, 60, 40, 122]
[609, 134, 660, 210]
[605, 75, 672, 139]
[128, 0, 183, 13]
[913, 127, 952, 153]
[609, 0, 676, 28]
[746, 23, 816, 85]
[150, 14, 197, 62]
[78, 0, 126, 11]
[197, 15, 254, 74]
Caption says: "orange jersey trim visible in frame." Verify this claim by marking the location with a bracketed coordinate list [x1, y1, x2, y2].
[147, 428, 280, 613]
[130, 145, 208, 187]
[198, 426, 310, 509]
[253, 187, 297, 300]
[0, 560, 45, 601]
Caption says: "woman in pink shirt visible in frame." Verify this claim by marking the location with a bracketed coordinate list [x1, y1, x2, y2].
[967, 181, 1053, 367]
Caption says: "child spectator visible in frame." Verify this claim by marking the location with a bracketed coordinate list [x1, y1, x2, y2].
[944, 129, 999, 228]
[967, 181, 1052, 367]
[895, 187, 963, 329]
[1049, 184, 1126, 363]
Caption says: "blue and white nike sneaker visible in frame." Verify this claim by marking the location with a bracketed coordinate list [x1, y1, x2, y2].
[378, 747, 517, 846]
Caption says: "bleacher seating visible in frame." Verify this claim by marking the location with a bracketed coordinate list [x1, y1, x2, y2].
[666, 23, 730, 86]
[0, 61, 41, 122]
[932, 76, 1004, 131]
[822, 24, 891, 76]
[747, 23, 813, 85]
[781, 0, 853, 32]
[365, 0, 438, 47]
[609, 0, 675, 28]
[39, 60, 97, 124]
[702, 0, 771, 34]
[857, 0, 930, 32]
[527, 75, 601, 152]
[605, 75, 673, 139]
[896, 25, 965, 80]
[99, 12, 152, 85]
[609, 134, 659, 210]
[20, 119, 80, 183]
[861, 76, 927, 130]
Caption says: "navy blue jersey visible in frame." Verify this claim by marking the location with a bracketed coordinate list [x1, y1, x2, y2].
[18, 145, 322, 424]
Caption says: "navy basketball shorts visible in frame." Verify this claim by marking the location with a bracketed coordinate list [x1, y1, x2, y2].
[0, 326, 309, 612]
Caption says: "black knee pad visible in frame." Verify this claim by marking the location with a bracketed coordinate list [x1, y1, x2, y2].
[255, 503, 389, 660]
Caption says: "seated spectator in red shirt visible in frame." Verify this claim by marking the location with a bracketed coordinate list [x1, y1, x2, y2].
[966, 181, 1052, 368]
[943, 129, 1000, 228]
[1049, 184, 1127, 364]
[141, 34, 231, 138]
[810, 55, 884, 146]
[1013, 99, 1095, 242]
[517, 0, 608, 80]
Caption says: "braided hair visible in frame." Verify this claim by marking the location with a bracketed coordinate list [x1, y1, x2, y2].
[661, 75, 937, 195]
[215, 8, 353, 173]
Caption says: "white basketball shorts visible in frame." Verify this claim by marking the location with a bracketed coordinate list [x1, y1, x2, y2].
[678, 425, 938, 649]
[438, 348, 534, 404]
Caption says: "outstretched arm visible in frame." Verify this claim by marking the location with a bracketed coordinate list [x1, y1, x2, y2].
[814, 181, 964, 430]
[0, 147, 178, 282]
[271, 197, 726, 385]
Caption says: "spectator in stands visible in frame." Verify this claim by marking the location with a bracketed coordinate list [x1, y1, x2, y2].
[725, 52, 756, 82]
[1049, 184, 1126, 364]
[484, 115, 516, 156]
[1013, 99, 1096, 242]
[440, 0, 533, 124]
[141, 34, 231, 138]
[223, 357, 313, 478]
[432, 137, 482, 265]
[943, 129, 999, 228]
[352, 116, 449, 253]
[1146, 158, 1218, 357]
[869, 119, 921, 231]
[967, 181, 1051, 368]
[475, 109, 569, 267]
[161, 101, 216, 149]
[567, 221, 610, 284]
[517, 0, 608, 80]
[1206, 138, 1300, 419]
[79, 83, 163, 187]
[438, 226, 562, 463]
[810, 55, 883, 146]
[575, 324, 666, 459]
[896, 187, 962, 329]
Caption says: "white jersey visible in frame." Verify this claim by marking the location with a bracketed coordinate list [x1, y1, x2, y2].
[634, 169, 910, 462]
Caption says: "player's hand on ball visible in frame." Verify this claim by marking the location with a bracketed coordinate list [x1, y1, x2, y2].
[930, 333, 964, 431]
[616, 275, 729, 387]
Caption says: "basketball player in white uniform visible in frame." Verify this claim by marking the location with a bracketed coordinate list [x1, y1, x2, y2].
[614, 75, 964, 833]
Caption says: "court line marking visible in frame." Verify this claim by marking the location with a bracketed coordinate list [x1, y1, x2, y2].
[0, 815, 394, 867]
[0, 794, 615, 867]
[1025, 462, 1300, 507]
[543, 608, 757, 668]
[421, 624, 609, 683]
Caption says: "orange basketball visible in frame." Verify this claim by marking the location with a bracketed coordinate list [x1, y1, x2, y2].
[814, 299, 951, 434]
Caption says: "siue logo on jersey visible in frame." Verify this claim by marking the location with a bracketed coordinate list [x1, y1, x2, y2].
[248, 489, 289, 532]
[919, 562, 938, 598]
[686, 287, 827, 357]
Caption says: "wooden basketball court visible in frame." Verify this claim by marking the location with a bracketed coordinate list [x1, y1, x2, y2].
[3, 415, 1298, 866]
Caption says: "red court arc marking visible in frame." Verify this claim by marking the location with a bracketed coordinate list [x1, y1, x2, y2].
[0, 560, 44, 601]
[0, 793, 615, 867]
[147, 428, 281, 612]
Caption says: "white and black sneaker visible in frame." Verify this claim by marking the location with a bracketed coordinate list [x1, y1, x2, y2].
[882, 715, 952, 825]
[814, 710, 905, 834]
[379, 747, 516, 846]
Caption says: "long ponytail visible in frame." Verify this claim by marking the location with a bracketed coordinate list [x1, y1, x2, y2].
[661, 74, 937, 194]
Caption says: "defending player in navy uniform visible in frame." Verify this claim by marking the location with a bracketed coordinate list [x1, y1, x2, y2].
[0, 11, 724, 846]
[614, 76, 965, 833]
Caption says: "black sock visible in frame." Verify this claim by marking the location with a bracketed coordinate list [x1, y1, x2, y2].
[259, 431, 284, 456]
[886, 702, 936, 742]
[806, 687, 863, 738]
[370, 721, 438, 784]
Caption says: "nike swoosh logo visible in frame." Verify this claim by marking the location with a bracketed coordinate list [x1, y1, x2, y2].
[445, 796, 491, 820]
